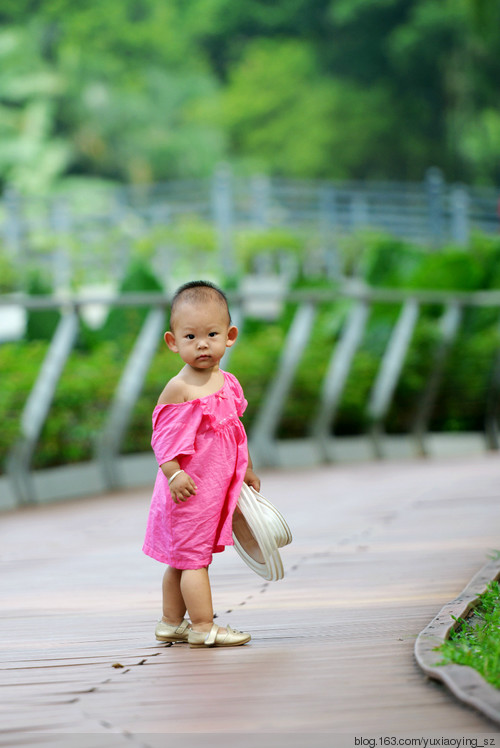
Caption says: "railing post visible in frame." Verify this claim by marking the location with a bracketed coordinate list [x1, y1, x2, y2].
[97, 306, 167, 490]
[319, 185, 338, 233]
[251, 174, 271, 228]
[367, 298, 420, 458]
[350, 194, 369, 230]
[319, 185, 340, 280]
[249, 301, 317, 466]
[3, 186, 22, 257]
[311, 299, 370, 460]
[450, 185, 470, 247]
[50, 198, 72, 293]
[7, 308, 80, 505]
[426, 167, 445, 246]
[212, 164, 235, 277]
[3, 187, 24, 282]
[412, 301, 462, 456]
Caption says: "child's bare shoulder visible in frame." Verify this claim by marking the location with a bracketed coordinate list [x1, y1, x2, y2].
[157, 376, 189, 405]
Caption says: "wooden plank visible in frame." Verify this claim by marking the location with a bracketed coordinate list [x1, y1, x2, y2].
[2, 456, 500, 743]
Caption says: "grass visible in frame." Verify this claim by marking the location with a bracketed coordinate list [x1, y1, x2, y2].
[436, 578, 500, 689]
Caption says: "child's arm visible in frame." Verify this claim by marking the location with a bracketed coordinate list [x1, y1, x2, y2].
[157, 377, 197, 502]
[244, 448, 261, 492]
[160, 459, 198, 503]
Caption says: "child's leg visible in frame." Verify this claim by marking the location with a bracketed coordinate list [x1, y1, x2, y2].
[162, 566, 187, 625]
[180, 568, 214, 633]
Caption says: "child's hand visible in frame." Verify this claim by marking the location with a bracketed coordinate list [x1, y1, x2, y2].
[244, 467, 261, 493]
[169, 471, 197, 503]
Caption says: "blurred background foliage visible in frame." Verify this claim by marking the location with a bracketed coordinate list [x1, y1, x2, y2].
[1, 0, 500, 194]
[2, 0, 500, 474]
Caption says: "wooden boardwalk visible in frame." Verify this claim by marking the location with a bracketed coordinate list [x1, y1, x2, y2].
[2, 455, 500, 747]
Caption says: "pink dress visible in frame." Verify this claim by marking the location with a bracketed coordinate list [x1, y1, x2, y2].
[142, 370, 249, 569]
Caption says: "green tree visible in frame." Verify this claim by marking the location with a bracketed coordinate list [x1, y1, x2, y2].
[1, 0, 500, 185]
[220, 39, 393, 178]
[0, 24, 72, 193]
[0, 1, 225, 187]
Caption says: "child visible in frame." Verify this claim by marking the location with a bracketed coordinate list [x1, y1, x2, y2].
[143, 280, 261, 648]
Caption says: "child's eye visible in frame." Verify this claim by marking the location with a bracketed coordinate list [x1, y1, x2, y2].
[186, 334, 195, 340]
[209, 332, 218, 337]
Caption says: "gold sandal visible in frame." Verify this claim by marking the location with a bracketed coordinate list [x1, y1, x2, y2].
[188, 623, 251, 648]
[155, 618, 190, 642]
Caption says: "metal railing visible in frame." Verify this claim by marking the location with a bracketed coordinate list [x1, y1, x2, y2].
[2, 168, 499, 290]
[2, 284, 500, 506]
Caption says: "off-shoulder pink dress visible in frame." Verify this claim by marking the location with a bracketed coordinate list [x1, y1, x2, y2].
[142, 370, 249, 569]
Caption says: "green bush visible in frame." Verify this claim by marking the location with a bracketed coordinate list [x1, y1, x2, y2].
[97, 258, 164, 345]
[469, 233, 500, 289]
[431, 322, 500, 432]
[0, 247, 18, 293]
[4, 343, 124, 470]
[230, 320, 285, 427]
[25, 272, 60, 342]
[385, 316, 441, 432]
[280, 304, 345, 437]
[361, 235, 424, 287]
[235, 227, 305, 273]
[0, 342, 48, 467]
[406, 247, 484, 291]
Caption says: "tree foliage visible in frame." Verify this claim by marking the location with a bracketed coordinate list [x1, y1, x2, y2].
[0, 0, 499, 192]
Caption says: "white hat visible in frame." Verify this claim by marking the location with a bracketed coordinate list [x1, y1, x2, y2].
[232, 484, 292, 581]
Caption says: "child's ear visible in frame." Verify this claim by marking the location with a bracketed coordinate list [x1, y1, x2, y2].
[226, 325, 238, 348]
[164, 331, 178, 352]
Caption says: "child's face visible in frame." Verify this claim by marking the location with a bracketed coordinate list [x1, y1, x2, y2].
[165, 299, 237, 370]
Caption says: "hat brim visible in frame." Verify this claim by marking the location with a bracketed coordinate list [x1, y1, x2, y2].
[232, 484, 292, 581]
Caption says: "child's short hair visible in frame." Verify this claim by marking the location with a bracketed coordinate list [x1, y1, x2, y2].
[170, 280, 231, 329]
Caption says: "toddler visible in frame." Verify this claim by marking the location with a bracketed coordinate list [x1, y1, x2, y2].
[143, 280, 260, 648]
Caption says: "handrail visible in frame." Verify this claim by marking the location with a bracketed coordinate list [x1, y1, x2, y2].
[2, 283, 500, 505]
[4, 284, 500, 309]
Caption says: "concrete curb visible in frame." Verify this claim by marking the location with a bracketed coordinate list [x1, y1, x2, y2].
[415, 558, 500, 724]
